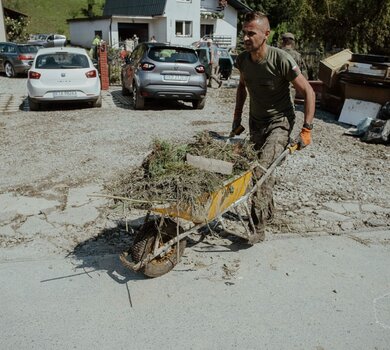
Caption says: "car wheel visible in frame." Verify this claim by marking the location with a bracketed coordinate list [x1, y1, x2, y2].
[5, 62, 15, 78]
[132, 84, 144, 110]
[121, 81, 130, 96]
[93, 94, 102, 108]
[28, 97, 40, 111]
[192, 97, 206, 110]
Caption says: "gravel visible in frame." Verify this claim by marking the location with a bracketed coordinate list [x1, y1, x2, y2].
[0, 74, 389, 239]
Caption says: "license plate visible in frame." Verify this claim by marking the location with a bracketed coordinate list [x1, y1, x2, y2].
[53, 91, 77, 97]
[163, 75, 188, 81]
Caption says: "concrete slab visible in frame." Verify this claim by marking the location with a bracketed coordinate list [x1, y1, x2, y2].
[316, 210, 352, 222]
[322, 201, 347, 214]
[66, 185, 107, 208]
[17, 216, 56, 237]
[0, 193, 60, 220]
[361, 204, 390, 214]
[0, 224, 15, 237]
[47, 206, 100, 226]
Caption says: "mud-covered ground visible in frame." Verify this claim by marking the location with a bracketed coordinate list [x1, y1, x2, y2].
[0, 75, 389, 255]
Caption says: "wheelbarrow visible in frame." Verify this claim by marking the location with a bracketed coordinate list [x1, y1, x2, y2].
[120, 145, 298, 278]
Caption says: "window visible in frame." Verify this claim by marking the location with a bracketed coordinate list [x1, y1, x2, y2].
[148, 47, 197, 63]
[175, 21, 192, 37]
[36, 53, 90, 69]
[201, 24, 214, 38]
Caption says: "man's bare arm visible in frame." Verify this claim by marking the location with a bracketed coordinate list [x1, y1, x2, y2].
[292, 74, 315, 125]
[233, 73, 247, 124]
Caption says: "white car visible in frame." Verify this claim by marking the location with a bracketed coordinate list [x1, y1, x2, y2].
[27, 47, 101, 111]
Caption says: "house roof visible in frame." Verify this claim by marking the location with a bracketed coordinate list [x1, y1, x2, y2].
[103, 0, 252, 17]
[3, 7, 28, 19]
[103, 0, 167, 17]
[227, 0, 252, 13]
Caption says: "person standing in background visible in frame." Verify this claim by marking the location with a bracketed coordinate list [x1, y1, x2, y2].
[206, 39, 222, 88]
[281, 32, 308, 79]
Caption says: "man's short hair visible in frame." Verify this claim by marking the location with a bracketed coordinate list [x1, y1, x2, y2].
[244, 11, 268, 23]
[244, 11, 270, 30]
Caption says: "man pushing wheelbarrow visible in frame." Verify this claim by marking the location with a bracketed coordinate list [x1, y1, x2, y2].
[230, 11, 315, 243]
[117, 11, 315, 278]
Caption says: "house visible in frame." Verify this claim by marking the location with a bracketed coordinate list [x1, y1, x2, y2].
[68, 0, 251, 49]
[0, 0, 5, 41]
[0, 2, 29, 42]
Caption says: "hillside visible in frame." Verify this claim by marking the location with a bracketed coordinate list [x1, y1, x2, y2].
[3, 0, 105, 36]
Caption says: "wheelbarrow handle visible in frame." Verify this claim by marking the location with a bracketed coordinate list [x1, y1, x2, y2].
[288, 144, 299, 153]
[248, 145, 296, 197]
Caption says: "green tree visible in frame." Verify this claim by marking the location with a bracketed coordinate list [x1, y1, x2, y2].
[4, 16, 30, 42]
[241, 0, 390, 55]
[81, 0, 98, 18]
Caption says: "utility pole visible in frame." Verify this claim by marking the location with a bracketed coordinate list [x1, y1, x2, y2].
[0, 0, 6, 41]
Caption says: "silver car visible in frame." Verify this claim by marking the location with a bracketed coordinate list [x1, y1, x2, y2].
[28, 34, 67, 48]
[0, 42, 38, 77]
[121, 43, 207, 109]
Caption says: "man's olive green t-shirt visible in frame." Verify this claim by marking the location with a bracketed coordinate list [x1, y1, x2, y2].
[236, 46, 299, 122]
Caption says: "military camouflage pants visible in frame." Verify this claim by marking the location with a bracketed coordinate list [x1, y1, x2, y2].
[249, 116, 294, 232]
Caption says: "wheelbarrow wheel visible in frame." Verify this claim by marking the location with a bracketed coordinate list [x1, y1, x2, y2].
[130, 218, 186, 278]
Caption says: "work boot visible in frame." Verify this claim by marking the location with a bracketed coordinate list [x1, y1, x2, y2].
[246, 225, 265, 245]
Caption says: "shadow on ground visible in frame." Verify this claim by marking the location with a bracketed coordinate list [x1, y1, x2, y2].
[68, 213, 252, 283]
[110, 88, 198, 111]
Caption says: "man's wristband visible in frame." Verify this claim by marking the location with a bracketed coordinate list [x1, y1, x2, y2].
[303, 122, 313, 130]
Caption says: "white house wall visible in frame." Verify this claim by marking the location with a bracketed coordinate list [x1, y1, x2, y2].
[165, 0, 201, 46]
[0, 0, 6, 41]
[215, 5, 238, 47]
[152, 17, 167, 43]
[69, 19, 110, 48]
[68, 0, 241, 49]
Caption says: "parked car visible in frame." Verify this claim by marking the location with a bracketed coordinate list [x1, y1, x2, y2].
[121, 43, 207, 109]
[196, 46, 234, 80]
[0, 42, 38, 77]
[28, 34, 67, 48]
[27, 47, 101, 111]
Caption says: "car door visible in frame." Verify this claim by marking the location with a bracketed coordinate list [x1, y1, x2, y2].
[123, 45, 144, 90]
[45, 35, 55, 48]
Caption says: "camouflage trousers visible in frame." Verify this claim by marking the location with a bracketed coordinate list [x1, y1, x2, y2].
[249, 116, 294, 232]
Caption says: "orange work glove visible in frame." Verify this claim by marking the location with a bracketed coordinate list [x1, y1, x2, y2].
[296, 127, 312, 149]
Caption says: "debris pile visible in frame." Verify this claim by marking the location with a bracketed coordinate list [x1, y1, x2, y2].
[106, 131, 257, 211]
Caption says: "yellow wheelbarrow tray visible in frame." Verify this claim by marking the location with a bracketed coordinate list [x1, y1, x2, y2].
[120, 145, 297, 277]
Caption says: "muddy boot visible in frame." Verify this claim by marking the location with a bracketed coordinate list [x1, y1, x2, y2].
[246, 225, 265, 245]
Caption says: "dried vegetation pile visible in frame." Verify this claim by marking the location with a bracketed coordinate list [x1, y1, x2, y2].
[107, 131, 257, 211]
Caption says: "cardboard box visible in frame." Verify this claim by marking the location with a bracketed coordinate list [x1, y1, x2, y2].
[343, 82, 390, 105]
[319, 49, 353, 88]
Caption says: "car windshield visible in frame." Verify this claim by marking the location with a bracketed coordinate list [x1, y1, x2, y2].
[19, 45, 38, 54]
[35, 53, 90, 69]
[148, 47, 198, 63]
